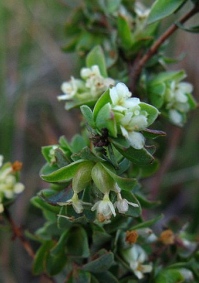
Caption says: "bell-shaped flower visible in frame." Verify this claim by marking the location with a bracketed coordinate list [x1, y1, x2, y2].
[57, 191, 91, 214]
[122, 244, 152, 279]
[114, 192, 139, 214]
[91, 192, 116, 222]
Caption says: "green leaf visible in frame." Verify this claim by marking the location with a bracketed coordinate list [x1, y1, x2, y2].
[80, 105, 95, 127]
[148, 83, 165, 108]
[71, 147, 103, 163]
[93, 89, 111, 120]
[99, 0, 121, 14]
[143, 129, 166, 139]
[95, 103, 117, 137]
[86, 46, 107, 77]
[32, 240, 54, 275]
[147, 0, 187, 24]
[135, 193, 160, 208]
[83, 251, 114, 273]
[31, 196, 60, 214]
[139, 102, 159, 126]
[66, 226, 90, 258]
[117, 15, 133, 49]
[155, 269, 184, 283]
[176, 22, 199, 33]
[112, 140, 154, 166]
[40, 160, 86, 183]
[150, 70, 186, 85]
[71, 134, 88, 153]
[101, 163, 137, 191]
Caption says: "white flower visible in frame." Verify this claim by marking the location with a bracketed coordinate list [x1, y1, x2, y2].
[122, 245, 152, 279]
[58, 77, 85, 101]
[81, 65, 114, 97]
[0, 161, 25, 200]
[57, 192, 91, 214]
[110, 83, 140, 111]
[91, 192, 116, 221]
[138, 228, 158, 243]
[114, 192, 139, 214]
[135, 2, 150, 19]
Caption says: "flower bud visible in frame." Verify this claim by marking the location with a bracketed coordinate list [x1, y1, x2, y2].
[91, 163, 115, 194]
[72, 162, 94, 193]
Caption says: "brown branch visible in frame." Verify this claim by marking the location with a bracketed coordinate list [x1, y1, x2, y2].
[129, 4, 199, 92]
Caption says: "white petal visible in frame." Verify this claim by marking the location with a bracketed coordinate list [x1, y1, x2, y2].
[128, 131, 145, 149]
[179, 82, 193, 93]
[14, 183, 25, 194]
[115, 82, 131, 98]
[124, 97, 140, 108]
[169, 109, 183, 125]
[141, 264, 153, 273]
[129, 115, 148, 130]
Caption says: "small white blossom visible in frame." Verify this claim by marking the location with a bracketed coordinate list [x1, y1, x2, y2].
[58, 77, 85, 101]
[81, 65, 114, 97]
[114, 192, 139, 214]
[91, 192, 116, 221]
[110, 83, 140, 111]
[57, 192, 91, 214]
[122, 245, 152, 279]
[179, 268, 194, 281]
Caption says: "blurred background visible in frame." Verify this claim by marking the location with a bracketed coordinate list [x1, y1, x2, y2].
[0, 0, 199, 282]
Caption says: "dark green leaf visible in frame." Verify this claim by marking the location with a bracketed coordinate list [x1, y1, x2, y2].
[32, 240, 54, 275]
[95, 271, 119, 283]
[135, 193, 160, 208]
[130, 214, 163, 230]
[83, 251, 114, 273]
[93, 89, 111, 120]
[112, 141, 154, 165]
[147, 0, 187, 24]
[143, 129, 166, 139]
[66, 226, 90, 258]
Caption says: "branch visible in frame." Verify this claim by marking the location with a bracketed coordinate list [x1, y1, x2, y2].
[129, 4, 199, 92]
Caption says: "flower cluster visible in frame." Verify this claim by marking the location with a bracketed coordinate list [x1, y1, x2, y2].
[55, 161, 139, 222]
[92, 82, 159, 150]
[148, 71, 197, 126]
[0, 155, 24, 213]
[58, 65, 115, 106]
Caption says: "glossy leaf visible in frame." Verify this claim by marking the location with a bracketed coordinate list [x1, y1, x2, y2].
[86, 46, 107, 77]
[31, 196, 60, 214]
[130, 214, 163, 230]
[95, 271, 119, 283]
[40, 160, 86, 183]
[147, 0, 187, 24]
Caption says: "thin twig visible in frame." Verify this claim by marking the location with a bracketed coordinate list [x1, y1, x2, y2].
[129, 4, 199, 91]
[4, 208, 35, 258]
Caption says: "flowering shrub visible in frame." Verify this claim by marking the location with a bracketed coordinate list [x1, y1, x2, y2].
[1, 0, 199, 282]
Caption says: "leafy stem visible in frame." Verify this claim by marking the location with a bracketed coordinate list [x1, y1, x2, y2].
[129, 3, 199, 92]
